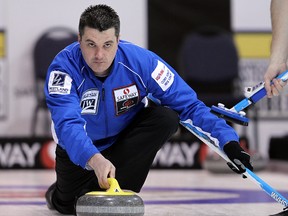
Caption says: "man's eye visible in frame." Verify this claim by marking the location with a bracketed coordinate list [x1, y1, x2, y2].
[104, 44, 112, 48]
[88, 43, 95, 47]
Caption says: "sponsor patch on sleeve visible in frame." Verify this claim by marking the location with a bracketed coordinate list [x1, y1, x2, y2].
[48, 71, 72, 95]
[151, 60, 174, 91]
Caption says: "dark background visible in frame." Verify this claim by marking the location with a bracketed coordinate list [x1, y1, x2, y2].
[148, 0, 231, 71]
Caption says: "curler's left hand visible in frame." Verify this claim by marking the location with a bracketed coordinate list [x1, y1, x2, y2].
[223, 141, 253, 174]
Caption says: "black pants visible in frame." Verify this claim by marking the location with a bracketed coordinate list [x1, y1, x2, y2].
[50, 106, 179, 214]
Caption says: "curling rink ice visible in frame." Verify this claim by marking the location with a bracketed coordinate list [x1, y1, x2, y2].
[1, 167, 288, 216]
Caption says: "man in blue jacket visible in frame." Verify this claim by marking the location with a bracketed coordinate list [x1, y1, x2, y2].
[44, 4, 253, 214]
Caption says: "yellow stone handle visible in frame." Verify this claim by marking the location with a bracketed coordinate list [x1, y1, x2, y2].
[86, 178, 134, 196]
[106, 178, 124, 193]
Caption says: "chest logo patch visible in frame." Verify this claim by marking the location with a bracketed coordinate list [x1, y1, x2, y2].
[113, 84, 139, 115]
[80, 89, 100, 114]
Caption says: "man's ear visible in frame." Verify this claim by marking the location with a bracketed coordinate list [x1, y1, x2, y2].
[78, 34, 81, 42]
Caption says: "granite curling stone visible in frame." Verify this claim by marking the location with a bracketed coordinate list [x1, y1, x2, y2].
[76, 178, 144, 216]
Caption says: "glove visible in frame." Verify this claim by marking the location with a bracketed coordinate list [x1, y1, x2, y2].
[223, 141, 253, 175]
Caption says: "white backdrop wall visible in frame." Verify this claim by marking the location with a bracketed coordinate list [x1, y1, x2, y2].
[0, 0, 5, 27]
[231, 0, 271, 31]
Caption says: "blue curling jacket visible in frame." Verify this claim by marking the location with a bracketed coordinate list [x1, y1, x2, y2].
[44, 40, 239, 168]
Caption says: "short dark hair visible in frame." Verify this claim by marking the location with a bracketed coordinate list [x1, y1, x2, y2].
[79, 4, 120, 38]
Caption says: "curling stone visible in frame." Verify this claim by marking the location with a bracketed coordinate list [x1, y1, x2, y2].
[76, 178, 144, 216]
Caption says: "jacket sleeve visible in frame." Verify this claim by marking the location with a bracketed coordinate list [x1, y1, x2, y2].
[44, 68, 99, 168]
[146, 58, 239, 150]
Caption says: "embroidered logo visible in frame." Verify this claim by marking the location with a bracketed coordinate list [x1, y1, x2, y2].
[80, 89, 100, 114]
[48, 71, 72, 95]
[113, 84, 139, 115]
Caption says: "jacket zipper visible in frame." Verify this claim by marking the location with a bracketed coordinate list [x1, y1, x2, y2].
[101, 84, 108, 137]
[102, 88, 105, 101]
